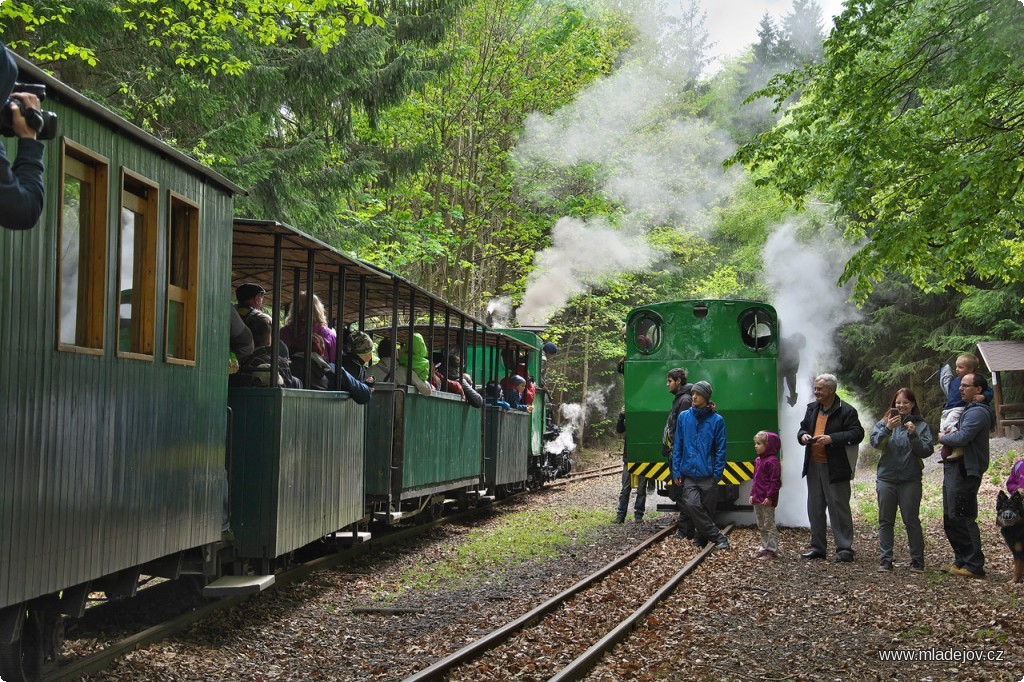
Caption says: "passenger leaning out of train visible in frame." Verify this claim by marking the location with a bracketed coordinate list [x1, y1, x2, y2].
[341, 330, 376, 390]
[280, 292, 337, 366]
[369, 337, 433, 396]
[500, 364, 535, 405]
[504, 375, 533, 412]
[1, 41, 46, 232]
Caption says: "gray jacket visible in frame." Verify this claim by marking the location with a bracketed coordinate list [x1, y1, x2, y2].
[870, 415, 933, 484]
[940, 401, 995, 478]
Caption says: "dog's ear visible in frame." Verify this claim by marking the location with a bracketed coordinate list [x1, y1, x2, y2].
[1012, 490, 1024, 502]
[998, 490, 1009, 506]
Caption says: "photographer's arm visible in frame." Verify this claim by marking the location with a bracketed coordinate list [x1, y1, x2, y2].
[1, 95, 45, 231]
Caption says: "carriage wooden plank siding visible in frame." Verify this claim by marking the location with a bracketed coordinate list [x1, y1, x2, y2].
[0, 81, 237, 609]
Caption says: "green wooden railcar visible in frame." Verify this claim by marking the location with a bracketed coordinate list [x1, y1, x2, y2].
[623, 300, 779, 511]
[1, 51, 242, 678]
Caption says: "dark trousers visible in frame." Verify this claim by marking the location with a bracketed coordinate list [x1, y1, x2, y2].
[665, 481, 694, 534]
[682, 476, 720, 541]
[942, 463, 984, 573]
[617, 464, 649, 516]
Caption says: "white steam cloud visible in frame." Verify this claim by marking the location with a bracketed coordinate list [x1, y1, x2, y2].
[546, 384, 615, 455]
[486, 297, 513, 328]
[517, 217, 658, 325]
[763, 219, 863, 528]
[511, 5, 742, 325]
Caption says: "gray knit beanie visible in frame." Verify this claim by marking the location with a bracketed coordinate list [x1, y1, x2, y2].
[691, 380, 712, 401]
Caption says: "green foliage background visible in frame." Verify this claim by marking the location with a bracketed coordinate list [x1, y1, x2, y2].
[5, 0, 1023, 442]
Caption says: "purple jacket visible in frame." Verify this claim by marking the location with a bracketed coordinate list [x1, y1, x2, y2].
[750, 432, 782, 506]
[1008, 459, 1024, 495]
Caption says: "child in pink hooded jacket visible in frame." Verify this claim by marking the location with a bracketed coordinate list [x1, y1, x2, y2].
[750, 431, 783, 559]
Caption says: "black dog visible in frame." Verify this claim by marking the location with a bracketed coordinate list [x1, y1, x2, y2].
[996, 490, 1024, 583]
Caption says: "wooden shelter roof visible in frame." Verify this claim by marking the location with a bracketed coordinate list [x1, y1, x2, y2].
[232, 219, 487, 328]
[977, 341, 1024, 373]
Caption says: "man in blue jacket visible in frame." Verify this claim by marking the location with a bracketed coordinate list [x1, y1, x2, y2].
[937, 373, 995, 579]
[1, 41, 45, 231]
[672, 381, 729, 550]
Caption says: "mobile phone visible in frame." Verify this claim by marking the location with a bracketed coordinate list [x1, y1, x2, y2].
[889, 408, 899, 418]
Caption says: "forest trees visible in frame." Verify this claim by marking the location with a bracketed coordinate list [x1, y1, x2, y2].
[3, 0, 468, 235]
[348, 0, 632, 308]
[732, 0, 1024, 300]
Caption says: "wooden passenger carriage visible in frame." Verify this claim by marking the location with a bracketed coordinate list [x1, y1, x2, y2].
[1, 50, 242, 680]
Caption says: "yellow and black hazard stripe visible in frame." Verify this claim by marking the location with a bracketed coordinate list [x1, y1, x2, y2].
[628, 460, 755, 485]
[721, 461, 755, 485]
[627, 460, 673, 482]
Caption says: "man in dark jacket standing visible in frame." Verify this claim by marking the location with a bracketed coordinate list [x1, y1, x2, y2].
[937, 373, 995, 579]
[1, 42, 45, 231]
[798, 373, 865, 562]
[663, 368, 694, 538]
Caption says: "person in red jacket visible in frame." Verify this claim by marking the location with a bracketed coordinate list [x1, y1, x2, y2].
[750, 430, 783, 559]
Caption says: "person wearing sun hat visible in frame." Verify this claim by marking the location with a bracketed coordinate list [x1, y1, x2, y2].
[672, 380, 730, 551]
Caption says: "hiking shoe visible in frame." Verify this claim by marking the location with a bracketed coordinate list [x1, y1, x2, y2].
[756, 549, 776, 560]
[801, 549, 826, 560]
[836, 549, 855, 563]
[949, 566, 986, 579]
[714, 534, 730, 550]
[633, 513, 644, 522]
[692, 537, 709, 549]
[938, 563, 962, 574]
[673, 530, 689, 540]
[878, 560, 893, 572]
[614, 514, 625, 524]
[909, 561, 925, 574]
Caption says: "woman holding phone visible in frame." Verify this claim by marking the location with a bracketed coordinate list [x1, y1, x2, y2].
[869, 387, 934, 573]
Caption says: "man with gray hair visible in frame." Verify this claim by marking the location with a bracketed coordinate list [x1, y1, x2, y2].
[798, 373, 865, 562]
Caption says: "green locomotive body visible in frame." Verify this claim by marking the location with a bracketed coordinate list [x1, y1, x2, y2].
[623, 300, 779, 510]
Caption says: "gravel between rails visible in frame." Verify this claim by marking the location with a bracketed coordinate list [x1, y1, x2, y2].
[82, 440, 1024, 681]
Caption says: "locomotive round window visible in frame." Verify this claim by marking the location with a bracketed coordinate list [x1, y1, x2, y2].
[631, 313, 662, 354]
[738, 308, 774, 351]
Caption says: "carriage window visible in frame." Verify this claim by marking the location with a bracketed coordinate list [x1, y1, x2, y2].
[117, 171, 159, 358]
[166, 194, 200, 364]
[739, 308, 774, 351]
[631, 313, 662, 354]
[58, 142, 109, 352]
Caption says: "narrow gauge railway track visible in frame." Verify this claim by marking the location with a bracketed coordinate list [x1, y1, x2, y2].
[42, 494, 536, 682]
[555, 464, 621, 485]
[404, 523, 734, 682]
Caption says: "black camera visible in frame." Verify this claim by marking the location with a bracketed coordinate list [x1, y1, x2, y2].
[1, 82, 58, 140]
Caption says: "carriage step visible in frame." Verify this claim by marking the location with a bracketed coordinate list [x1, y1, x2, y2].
[331, 531, 372, 543]
[202, 574, 275, 597]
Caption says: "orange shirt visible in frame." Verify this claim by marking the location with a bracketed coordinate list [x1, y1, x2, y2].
[810, 411, 828, 464]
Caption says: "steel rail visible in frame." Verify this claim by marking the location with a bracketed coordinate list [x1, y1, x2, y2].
[550, 524, 735, 682]
[44, 494, 526, 681]
[43, 470, 610, 681]
[548, 464, 621, 486]
[402, 524, 677, 682]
